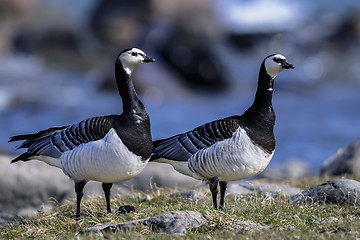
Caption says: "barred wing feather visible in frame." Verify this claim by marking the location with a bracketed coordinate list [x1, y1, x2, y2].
[152, 117, 240, 161]
[9, 117, 112, 161]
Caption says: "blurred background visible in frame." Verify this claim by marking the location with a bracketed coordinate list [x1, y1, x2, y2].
[2, 0, 360, 223]
[1, 0, 360, 176]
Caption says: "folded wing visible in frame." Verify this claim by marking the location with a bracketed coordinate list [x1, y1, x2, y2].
[152, 117, 240, 161]
[9, 117, 112, 162]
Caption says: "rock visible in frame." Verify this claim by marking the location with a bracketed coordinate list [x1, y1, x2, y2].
[119, 162, 200, 191]
[259, 159, 314, 180]
[327, 217, 338, 223]
[0, 155, 73, 222]
[291, 178, 360, 206]
[166, 224, 187, 235]
[308, 215, 321, 224]
[0, 154, 200, 223]
[118, 205, 135, 214]
[321, 141, 360, 176]
[149, 0, 226, 92]
[228, 181, 302, 196]
[80, 210, 206, 234]
[90, 0, 151, 46]
[170, 190, 205, 201]
[227, 220, 270, 233]
[145, 211, 205, 233]
[284, 226, 295, 231]
[227, 183, 253, 195]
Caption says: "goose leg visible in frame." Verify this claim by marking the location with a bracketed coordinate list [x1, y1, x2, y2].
[209, 177, 219, 209]
[219, 181, 228, 210]
[75, 180, 87, 219]
[102, 183, 113, 213]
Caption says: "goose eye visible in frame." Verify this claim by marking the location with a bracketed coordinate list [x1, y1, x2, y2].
[131, 52, 138, 57]
[273, 58, 281, 63]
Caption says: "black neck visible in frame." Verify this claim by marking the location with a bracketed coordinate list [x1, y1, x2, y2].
[242, 61, 276, 129]
[115, 62, 145, 114]
[247, 62, 274, 115]
[240, 60, 276, 154]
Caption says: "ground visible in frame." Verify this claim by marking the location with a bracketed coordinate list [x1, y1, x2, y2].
[1, 176, 360, 239]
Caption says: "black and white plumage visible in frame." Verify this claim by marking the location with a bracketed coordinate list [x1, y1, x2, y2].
[150, 54, 294, 209]
[9, 48, 155, 218]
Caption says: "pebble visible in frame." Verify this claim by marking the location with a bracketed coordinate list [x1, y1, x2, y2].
[118, 205, 136, 214]
[284, 226, 295, 231]
[170, 190, 205, 201]
[80, 210, 206, 234]
[327, 217, 338, 223]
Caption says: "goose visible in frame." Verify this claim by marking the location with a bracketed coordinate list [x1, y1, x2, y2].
[9, 48, 155, 218]
[150, 54, 294, 209]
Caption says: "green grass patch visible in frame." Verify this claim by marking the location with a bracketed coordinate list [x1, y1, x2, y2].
[1, 176, 360, 239]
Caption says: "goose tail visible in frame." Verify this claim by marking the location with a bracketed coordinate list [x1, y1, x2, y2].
[10, 152, 32, 163]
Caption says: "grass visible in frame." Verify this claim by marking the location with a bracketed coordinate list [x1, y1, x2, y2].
[1, 176, 360, 239]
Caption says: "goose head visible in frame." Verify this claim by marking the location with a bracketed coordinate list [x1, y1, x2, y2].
[118, 48, 155, 75]
[264, 54, 294, 79]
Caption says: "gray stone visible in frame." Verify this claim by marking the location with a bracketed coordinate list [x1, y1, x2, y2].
[227, 183, 253, 195]
[0, 155, 74, 223]
[321, 141, 360, 176]
[0, 154, 129, 224]
[80, 210, 206, 234]
[119, 162, 201, 191]
[228, 181, 302, 196]
[291, 178, 360, 206]
[166, 224, 187, 235]
[284, 226, 295, 231]
[308, 215, 321, 223]
[228, 220, 270, 233]
[170, 190, 205, 200]
[145, 211, 205, 233]
[0, 154, 200, 223]
[259, 159, 314, 180]
[327, 217, 338, 223]
[118, 205, 135, 214]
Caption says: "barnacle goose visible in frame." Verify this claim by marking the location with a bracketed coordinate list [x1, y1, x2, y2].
[9, 48, 155, 218]
[150, 54, 294, 209]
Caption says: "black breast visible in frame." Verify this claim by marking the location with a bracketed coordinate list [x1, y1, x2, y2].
[236, 109, 276, 154]
[106, 114, 153, 160]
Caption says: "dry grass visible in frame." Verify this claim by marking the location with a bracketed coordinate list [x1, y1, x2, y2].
[1, 176, 360, 239]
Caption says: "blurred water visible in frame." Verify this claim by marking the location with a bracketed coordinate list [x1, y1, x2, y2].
[1, 54, 360, 175]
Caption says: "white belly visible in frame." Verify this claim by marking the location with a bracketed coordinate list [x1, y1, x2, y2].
[188, 127, 274, 181]
[155, 158, 195, 178]
[60, 128, 148, 183]
[32, 155, 62, 168]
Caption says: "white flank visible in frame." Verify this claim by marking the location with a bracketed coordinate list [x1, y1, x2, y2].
[155, 158, 194, 178]
[60, 128, 148, 183]
[188, 127, 274, 181]
[33, 155, 62, 168]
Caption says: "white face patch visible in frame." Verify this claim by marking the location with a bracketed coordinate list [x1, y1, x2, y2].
[264, 54, 286, 79]
[119, 48, 148, 74]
